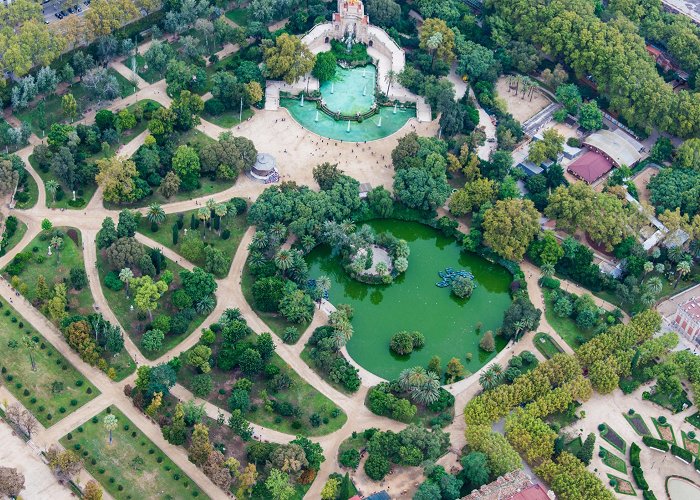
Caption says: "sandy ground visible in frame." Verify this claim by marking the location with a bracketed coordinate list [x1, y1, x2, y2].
[565, 385, 699, 497]
[0, 416, 73, 499]
[631, 166, 658, 205]
[352, 454, 423, 499]
[495, 76, 551, 123]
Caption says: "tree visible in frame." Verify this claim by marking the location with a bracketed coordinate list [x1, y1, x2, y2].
[457, 40, 498, 81]
[291, 436, 325, 471]
[0, 467, 24, 498]
[21, 336, 38, 371]
[83, 0, 138, 39]
[675, 260, 691, 288]
[482, 199, 540, 260]
[160, 171, 181, 199]
[131, 276, 168, 320]
[47, 445, 82, 479]
[321, 478, 340, 500]
[390, 331, 415, 355]
[312, 51, 337, 83]
[96, 156, 138, 203]
[188, 423, 213, 466]
[62, 93, 78, 122]
[555, 84, 582, 115]
[446, 357, 465, 383]
[187, 344, 213, 373]
[460, 452, 490, 491]
[172, 145, 201, 190]
[528, 129, 565, 164]
[146, 203, 166, 226]
[419, 18, 455, 67]
[393, 166, 451, 211]
[676, 138, 700, 170]
[236, 464, 258, 498]
[577, 433, 595, 465]
[578, 101, 603, 131]
[142, 328, 164, 351]
[364, 454, 391, 480]
[265, 469, 295, 500]
[480, 331, 495, 352]
[103, 413, 118, 444]
[46, 179, 59, 206]
[589, 358, 619, 394]
[451, 275, 475, 299]
[180, 267, 217, 303]
[83, 479, 102, 500]
[449, 178, 497, 216]
[263, 33, 315, 84]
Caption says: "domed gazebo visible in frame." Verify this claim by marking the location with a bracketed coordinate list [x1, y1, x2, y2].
[250, 153, 278, 182]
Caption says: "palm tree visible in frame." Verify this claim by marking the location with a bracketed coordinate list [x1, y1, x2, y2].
[146, 203, 166, 226]
[274, 249, 293, 274]
[541, 263, 555, 278]
[640, 292, 656, 309]
[270, 222, 287, 247]
[332, 322, 353, 349]
[479, 364, 503, 391]
[214, 203, 228, 235]
[426, 32, 443, 69]
[385, 69, 396, 95]
[674, 260, 691, 288]
[643, 261, 654, 279]
[205, 198, 217, 215]
[22, 337, 37, 371]
[668, 246, 685, 264]
[196, 296, 216, 315]
[197, 207, 210, 236]
[46, 180, 59, 206]
[410, 370, 440, 405]
[655, 263, 665, 274]
[646, 276, 663, 296]
[250, 231, 269, 250]
[315, 275, 331, 301]
[50, 236, 63, 263]
[104, 414, 118, 445]
[301, 234, 316, 253]
[119, 268, 134, 297]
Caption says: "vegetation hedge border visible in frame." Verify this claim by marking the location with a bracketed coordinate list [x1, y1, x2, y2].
[642, 435, 669, 451]
[632, 466, 648, 490]
[670, 444, 693, 463]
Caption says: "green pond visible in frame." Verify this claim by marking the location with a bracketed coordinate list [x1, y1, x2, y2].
[306, 220, 513, 380]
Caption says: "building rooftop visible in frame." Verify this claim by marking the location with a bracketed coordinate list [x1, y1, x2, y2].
[567, 150, 613, 184]
[583, 129, 643, 167]
[680, 297, 700, 321]
[508, 484, 553, 500]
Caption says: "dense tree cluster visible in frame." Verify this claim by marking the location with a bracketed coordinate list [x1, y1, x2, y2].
[306, 325, 361, 392]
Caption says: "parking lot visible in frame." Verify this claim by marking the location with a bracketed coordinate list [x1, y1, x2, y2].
[41, 0, 90, 25]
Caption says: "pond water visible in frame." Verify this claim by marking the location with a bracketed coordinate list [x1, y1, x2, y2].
[281, 63, 414, 141]
[667, 477, 700, 500]
[306, 220, 513, 380]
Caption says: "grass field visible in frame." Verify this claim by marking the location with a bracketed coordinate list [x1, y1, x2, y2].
[600, 446, 627, 474]
[179, 335, 347, 437]
[533, 332, 565, 359]
[225, 8, 250, 26]
[59, 406, 205, 499]
[543, 290, 599, 349]
[5, 227, 94, 316]
[124, 54, 163, 84]
[202, 107, 254, 128]
[96, 243, 209, 359]
[0, 297, 100, 427]
[136, 208, 248, 278]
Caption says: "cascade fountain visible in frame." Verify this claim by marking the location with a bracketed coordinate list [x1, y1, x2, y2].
[315, 111, 319, 122]
[300, 93, 304, 106]
[377, 116, 382, 127]
[346, 121, 351, 133]
[393, 102, 398, 114]
[331, 82, 334, 93]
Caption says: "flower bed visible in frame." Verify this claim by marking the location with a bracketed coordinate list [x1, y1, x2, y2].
[624, 412, 652, 436]
[608, 473, 636, 496]
[682, 431, 699, 457]
[600, 423, 627, 453]
[600, 446, 627, 474]
[652, 417, 676, 444]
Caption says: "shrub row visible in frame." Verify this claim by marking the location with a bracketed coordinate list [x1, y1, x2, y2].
[671, 443, 693, 463]
[632, 466, 648, 490]
[642, 435, 669, 451]
[642, 490, 657, 500]
[630, 442, 641, 468]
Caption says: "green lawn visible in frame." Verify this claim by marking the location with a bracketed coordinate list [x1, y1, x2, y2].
[0, 297, 100, 427]
[124, 54, 164, 84]
[648, 386, 692, 414]
[241, 260, 311, 338]
[96, 244, 210, 360]
[179, 335, 347, 437]
[136, 208, 248, 278]
[202, 107, 254, 128]
[564, 436, 582, 456]
[5, 227, 94, 316]
[15, 171, 38, 210]
[1, 219, 27, 255]
[600, 446, 627, 474]
[225, 8, 250, 26]
[59, 406, 206, 499]
[543, 290, 600, 349]
[686, 412, 700, 431]
[533, 332, 565, 359]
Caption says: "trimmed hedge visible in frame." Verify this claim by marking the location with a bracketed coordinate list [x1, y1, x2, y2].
[632, 467, 648, 490]
[630, 442, 641, 468]
[696, 457, 700, 472]
[642, 490, 657, 500]
[671, 443, 693, 463]
[642, 435, 669, 451]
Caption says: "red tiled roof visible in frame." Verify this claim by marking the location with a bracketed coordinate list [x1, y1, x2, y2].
[508, 484, 551, 500]
[567, 150, 613, 184]
[681, 297, 700, 320]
